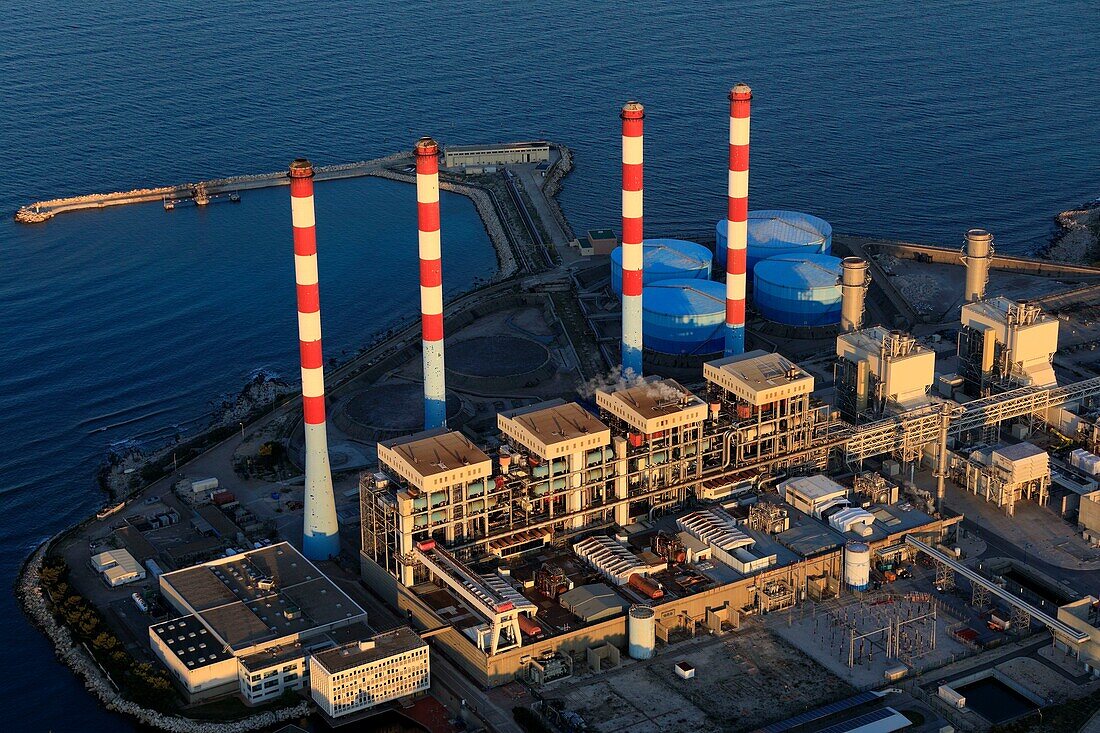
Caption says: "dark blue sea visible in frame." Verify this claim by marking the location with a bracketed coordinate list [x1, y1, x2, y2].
[1, 1, 1097, 729]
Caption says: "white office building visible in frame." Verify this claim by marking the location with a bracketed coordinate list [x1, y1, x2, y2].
[309, 628, 430, 718]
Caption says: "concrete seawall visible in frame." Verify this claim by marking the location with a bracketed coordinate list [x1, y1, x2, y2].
[840, 234, 1100, 279]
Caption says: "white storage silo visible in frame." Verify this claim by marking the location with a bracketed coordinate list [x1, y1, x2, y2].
[844, 542, 871, 592]
[628, 605, 656, 660]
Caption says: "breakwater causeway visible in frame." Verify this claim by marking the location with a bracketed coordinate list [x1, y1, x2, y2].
[14, 152, 410, 223]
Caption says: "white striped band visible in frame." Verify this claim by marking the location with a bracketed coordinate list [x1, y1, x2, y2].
[416, 173, 439, 204]
[620, 243, 644, 271]
[420, 285, 443, 315]
[418, 228, 441, 260]
[727, 220, 748, 248]
[294, 253, 318, 287]
[301, 366, 325, 398]
[291, 195, 315, 229]
[728, 169, 749, 199]
[622, 189, 643, 219]
[729, 119, 751, 146]
[727, 278, 746, 299]
[297, 310, 322, 342]
[622, 135, 643, 165]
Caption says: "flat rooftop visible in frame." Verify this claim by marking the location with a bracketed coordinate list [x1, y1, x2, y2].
[445, 141, 548, 153]
[311, 627, 426, 675]
[837, 325, 930, 358]
[596, 377, 707, 432]
[378, 428, 492, 481]
[499, 399, 610, 456]
[705, 350, 813, 404]
[160, 543, 366, 652]
[776, 506, 848, 558]
[150, 614, 232, 671]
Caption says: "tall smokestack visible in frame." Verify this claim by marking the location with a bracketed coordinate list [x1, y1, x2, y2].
[840, 257, 870, 332]
[724, 84, 752, 356]
[288, 159, 339, 561]
[620, 101, 645, 379]
[415, 137, 447, 429]
[962, 228, 993, 303]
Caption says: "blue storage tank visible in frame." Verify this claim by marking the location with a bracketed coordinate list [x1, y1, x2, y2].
[753, 253, 843, 326]
[641, 279, 726, 355]
[715, 210, 832, 272]
[611, 238, 712, 296]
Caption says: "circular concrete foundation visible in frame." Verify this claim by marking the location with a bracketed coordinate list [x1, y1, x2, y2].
[446, 335, 555, 391]
[338, 383, 463, 442]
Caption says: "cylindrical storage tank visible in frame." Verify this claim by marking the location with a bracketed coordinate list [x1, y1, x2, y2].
[628, 605, 656, 660]
[716, 210, 832, 272]
[642, 279, 726, 355]
[753, 253, 843, 326]
[844, 542, 871, 592]
[612, 238, 713, 296]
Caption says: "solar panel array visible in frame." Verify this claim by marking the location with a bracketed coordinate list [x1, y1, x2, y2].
[757, 691, 881, 733]
[814, 707, 898, 733]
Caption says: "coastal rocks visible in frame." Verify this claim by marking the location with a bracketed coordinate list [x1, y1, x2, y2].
[215, 373, 293, 426]
[17, 545, 313, 732]
[542, 144, 576, 242]
[1043, 202, 1100, 264]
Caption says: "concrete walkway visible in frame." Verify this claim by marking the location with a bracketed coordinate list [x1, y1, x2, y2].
[513, 165, 570, 247]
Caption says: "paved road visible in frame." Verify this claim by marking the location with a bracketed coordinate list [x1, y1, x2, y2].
[961, 517, 1100, 598]
[512, 165, 570, 247]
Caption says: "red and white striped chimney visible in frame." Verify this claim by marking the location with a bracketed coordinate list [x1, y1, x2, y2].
[288, 159, 339, 561]
[415, 137, 447, 430]
[725, 83, 752, 356]
[620, 101, 645, 379]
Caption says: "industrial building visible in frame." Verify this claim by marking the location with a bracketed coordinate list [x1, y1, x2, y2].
[358, 339, 963, 686]
[442, 141, 550, 170]
[90, 548, 145, 587]
[149, 542, 428, 714]
[957, 295, 1059, 395]
[309, 628, 430, 719]
[835, 326, 936, 422]
[301, 94, 1100, 708]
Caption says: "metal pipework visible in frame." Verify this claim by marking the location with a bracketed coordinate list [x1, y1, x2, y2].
[962, 228, 993, 303]
[839, 256, 870, 332]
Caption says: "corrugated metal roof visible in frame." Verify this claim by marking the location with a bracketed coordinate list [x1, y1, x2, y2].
[755, 253, 842, 289]
[642, 279, 725, 316]
[613, 238, 712, 273]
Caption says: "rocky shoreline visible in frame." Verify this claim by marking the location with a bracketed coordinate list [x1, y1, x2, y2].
[1039, 200, 1100, 264]
[16, 544, 313, 732]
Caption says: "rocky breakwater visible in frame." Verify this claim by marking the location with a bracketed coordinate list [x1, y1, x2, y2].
[17, 545, 313, 732]
[1042, 199, 1100, 264]
[542, 144, 576, 242]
